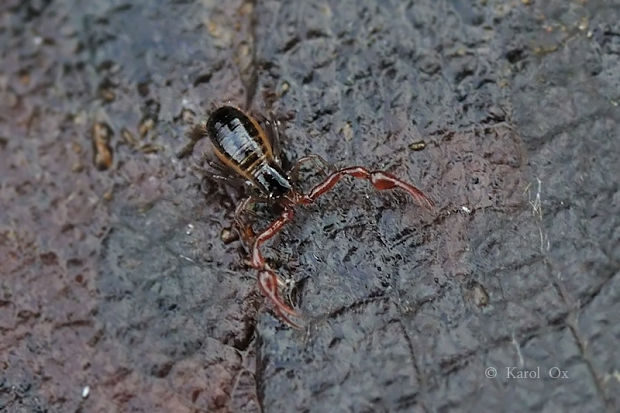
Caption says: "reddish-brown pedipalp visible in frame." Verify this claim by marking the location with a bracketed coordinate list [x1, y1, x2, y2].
[193, 105, 434, 329]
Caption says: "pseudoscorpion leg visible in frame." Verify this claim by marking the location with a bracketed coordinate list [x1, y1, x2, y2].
[250, 207, 301, 328]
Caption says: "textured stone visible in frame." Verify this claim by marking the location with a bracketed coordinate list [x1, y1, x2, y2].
[0, 0, 618, 412]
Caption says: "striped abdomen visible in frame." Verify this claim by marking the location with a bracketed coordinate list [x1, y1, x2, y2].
[207, 106, 292, 198]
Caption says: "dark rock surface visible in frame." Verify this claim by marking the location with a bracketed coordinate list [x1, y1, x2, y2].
[1, 0, 618, 412]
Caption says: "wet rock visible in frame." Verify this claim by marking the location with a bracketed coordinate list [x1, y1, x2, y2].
[0, 0, 618, 412]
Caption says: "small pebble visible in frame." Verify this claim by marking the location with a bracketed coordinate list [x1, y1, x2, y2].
[220, 227, 239, 244]
[139, 118, 155, 137]
[472, 283, 489, 307]
[92, 122, 113, 170]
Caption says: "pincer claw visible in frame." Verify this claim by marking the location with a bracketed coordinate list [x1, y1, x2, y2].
[258, 269, 303, 329]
